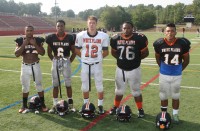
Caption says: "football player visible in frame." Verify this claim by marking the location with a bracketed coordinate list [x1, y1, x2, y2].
[15, 25, 48, 113]
[109, 21, 149, 118]
[75, 16, 110, 114]
[153, 23, 190, 123]
[46, 20, 76, 113]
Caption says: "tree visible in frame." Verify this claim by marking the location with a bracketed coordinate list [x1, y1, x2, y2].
[78, 9, 94, 20]
[192, 0, 200, 24]
[0, 0, 8, 13]
[129, 4, 156, 30]
[51, 6, 61, 16]
[100, 6, 131, 31]
[25, 3, 42, 16]
[61, 9, 75, 18]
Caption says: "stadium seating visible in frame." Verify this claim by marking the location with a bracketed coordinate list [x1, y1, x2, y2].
[0, 13, 55, 35]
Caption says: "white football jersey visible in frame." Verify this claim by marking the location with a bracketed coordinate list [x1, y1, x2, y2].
[75, 31, 109, 63]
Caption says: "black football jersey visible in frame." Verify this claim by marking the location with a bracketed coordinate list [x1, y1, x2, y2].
[110, 33, 148, 71]
[153, 37, 190, 65]
[45, 33, 75, 57]
[15, 37, 44, 54]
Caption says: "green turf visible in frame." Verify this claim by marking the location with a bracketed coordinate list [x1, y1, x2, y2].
[0, 31, 200, 131]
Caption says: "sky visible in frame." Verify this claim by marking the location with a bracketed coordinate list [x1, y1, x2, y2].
[13, 0, 193, 14]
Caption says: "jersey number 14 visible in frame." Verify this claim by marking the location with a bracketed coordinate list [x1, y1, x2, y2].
[164, 54, 179, 65]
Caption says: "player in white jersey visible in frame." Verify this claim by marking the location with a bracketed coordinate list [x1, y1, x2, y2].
[15, 25, 48, 113]
[75, 16, 109, 114]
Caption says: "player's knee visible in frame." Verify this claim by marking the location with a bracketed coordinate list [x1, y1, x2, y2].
[22, 87, 29, 93]
[115, 89, 125, 96]
[53, 79, 59, 87]
[64, 79, 71, 87]
[172, 92, 180, 100]
[132, 90, 141, 97]
[96, 86, 103, 92]
[81, 86, 89, 92]
[159, 92, 167, 100]
[36, 85, 43, 92]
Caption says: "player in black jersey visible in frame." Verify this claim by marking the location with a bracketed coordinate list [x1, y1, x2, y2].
[46, 20, 76, 113]
[153, 23, 190, 124]
[109, 21, 149, 118]
[15, 25, 48, 113]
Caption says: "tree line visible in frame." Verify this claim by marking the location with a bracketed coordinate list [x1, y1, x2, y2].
[0, 0, 200, 30]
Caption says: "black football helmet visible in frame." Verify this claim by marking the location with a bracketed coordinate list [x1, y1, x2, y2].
[81, 102, 96, 118]
[116, 105, 131, 122]
[55, 100, 69, 116]
[156, 112, 171, 130]
[28, 96, 41, 110]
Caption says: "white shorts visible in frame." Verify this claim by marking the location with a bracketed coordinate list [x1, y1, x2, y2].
[81, 61, 103, 92]
[20, 62, 43, 93]
[115, 66, 141, 97]
[159, 73, 182, 100]
[51, 58, 71, 87]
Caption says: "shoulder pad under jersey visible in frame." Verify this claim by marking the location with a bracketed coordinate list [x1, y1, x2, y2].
[15, 37, 23, 44]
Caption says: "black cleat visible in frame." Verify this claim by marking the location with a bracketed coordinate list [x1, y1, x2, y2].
[138, 108, 145, 118]
[109, 106, 117, 115]
[98, 105, 105, 114]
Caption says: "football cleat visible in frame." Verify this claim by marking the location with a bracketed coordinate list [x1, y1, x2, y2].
[19, 108, 29, 114]
[48, 106, 56, 114]
[68, 99, 76, 112]
[138, 108, 145, 118]
[109, 106, 117, 115]
[98, 105, 105, 114]
[172, 114, 179, 124]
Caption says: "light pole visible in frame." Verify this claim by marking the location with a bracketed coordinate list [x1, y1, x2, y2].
[174, 9, 176, 24]
[55, 0, 58, 23]
[156, 10, 159, 32]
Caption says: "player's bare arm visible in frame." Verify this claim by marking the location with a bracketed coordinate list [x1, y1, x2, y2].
[102, 49, 109, 58]
[47, 45, 54, 60]
[111, 48, 118, 59]
[141, 47, 149, 59]
[29, 38, 45, 56]
[75, 48, 81, 57]
[14, 39, 29, 57]
[70, 45, 76, 62]
[155, 53, 160, 67]
[182, 53, 190, 71]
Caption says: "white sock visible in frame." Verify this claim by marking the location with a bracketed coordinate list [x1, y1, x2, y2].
[84, 98, 89, 104]
[53, 98, 58, 106]
[98, 99, 103, 106]
[173, 109, 179, 115]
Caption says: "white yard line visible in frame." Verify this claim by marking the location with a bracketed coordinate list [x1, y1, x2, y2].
[0, 68, 199, 89]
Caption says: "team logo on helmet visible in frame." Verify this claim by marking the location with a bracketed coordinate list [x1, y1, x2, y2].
[55, 100, 69, 116]
[28, 96, 41, 111]
[80, 102, 96, 118]
[116, 105, 131, 122]
[156, 112, 171, 130]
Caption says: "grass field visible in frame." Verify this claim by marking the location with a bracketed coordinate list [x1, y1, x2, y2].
[0, 31, 200, 131]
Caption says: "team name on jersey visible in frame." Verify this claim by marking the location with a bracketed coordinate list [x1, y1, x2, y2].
[53, 42, 69, 46]
[117, 40, 135, 45]
[83, 38, 101, 44]
[162, 48, 181, 52]
[25, 45, 35, 49]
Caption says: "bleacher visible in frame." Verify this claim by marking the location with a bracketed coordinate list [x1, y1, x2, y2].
[0, 13, 54, 30]
[0, 13, 55, 35]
